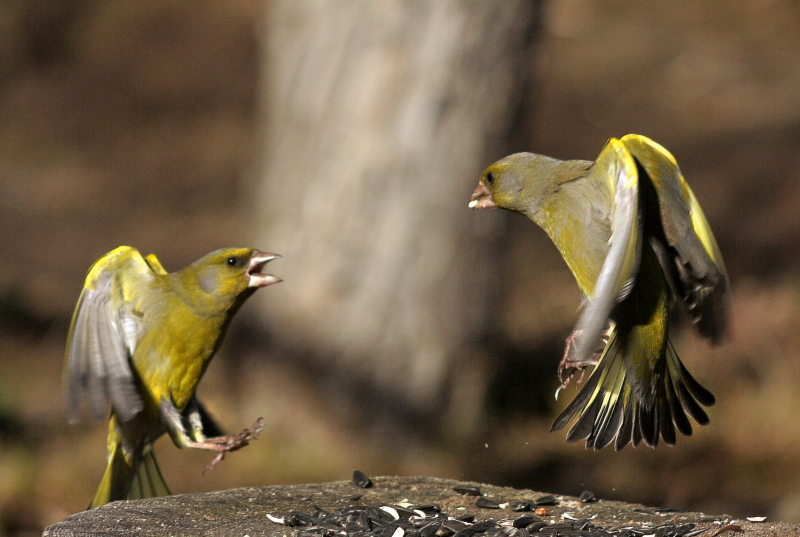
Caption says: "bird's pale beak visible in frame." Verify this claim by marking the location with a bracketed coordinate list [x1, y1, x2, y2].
[468, 182, 496, 209]
[247, 252, 282, 288]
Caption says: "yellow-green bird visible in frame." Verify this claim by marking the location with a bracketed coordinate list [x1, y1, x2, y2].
[65, 246, 280, 507]
[469, 134, 730, 450]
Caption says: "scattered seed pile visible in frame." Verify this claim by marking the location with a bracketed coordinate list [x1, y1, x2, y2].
[265, 472, 707, 537]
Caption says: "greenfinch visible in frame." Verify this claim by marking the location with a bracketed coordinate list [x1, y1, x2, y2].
[469, 134, 730, 450]
[65, 246, 280, 507]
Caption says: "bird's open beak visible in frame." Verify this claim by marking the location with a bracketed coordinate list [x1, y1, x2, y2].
[468, 182, 496, 209]
[247, 252, 282, 288]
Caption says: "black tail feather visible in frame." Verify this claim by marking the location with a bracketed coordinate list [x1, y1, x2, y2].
[551, 333, 713, 450]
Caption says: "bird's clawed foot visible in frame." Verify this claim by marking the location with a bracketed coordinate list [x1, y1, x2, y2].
[197, 418, 266, 472]
[555, 329, 609, 399]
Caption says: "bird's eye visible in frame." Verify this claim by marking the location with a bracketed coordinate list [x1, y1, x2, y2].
[227, 256, 239, 267]
[486, 172, 495, 185]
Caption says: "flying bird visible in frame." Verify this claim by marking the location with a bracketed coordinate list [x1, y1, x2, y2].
[470, 134, 730, 450]
[65, 246, 280, 507]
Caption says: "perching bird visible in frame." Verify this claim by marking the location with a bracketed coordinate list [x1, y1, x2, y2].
[65, 246, 280, 507]
[469, 134, 730, 450]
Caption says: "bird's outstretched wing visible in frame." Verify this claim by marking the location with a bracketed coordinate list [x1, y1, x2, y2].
[568, 138, 642, 368]
[620, 134, 730, 343]
[65, 246, 154, 423]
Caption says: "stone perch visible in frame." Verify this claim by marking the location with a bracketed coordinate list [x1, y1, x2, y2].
[43, 476, 795, 537]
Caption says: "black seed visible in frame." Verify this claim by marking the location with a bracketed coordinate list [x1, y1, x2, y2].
[394, 506, 418, 519]
[353, 470, 373, 488]
[421, 522, 442, 537]
[413, 504, 443, 514]
[526, 521, 548, 532]
[472, 520, 497, 533]
[456, 514, 476, 523]
[454, 485, 482, 496]
[682, 527, 707, 537]
[579, 490, 597, 503]
[534, 495, 556, 506]
[508, 500, 534, 512]
[655, 526, 675, 537]
[513, 516, 540, 529]
[356, 511, 372, 530]
[443, 519, 470, 532]
[367, 505, 395, 524]
[285, 511, 318, 527]
[616, 529, 646, 537]
[436, 526, 455, 537]
[539, 523, 575, 532]
[476, 497, 501, 509]
[411, 517, 428, 528]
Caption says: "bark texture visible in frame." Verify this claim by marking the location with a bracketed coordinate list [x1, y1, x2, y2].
[254, 0, 542, 428]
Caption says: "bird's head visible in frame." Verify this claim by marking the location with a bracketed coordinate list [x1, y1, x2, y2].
[469, 152, 564, 216]
[186, 248, 282, 303]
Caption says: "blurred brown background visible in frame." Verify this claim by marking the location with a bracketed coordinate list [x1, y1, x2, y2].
[2, 1, 800, 536]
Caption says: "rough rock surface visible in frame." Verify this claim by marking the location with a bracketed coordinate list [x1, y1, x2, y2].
[43, 476, 794, 537]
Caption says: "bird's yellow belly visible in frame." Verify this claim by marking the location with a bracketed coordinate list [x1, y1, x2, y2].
[134, 331, 217, 413]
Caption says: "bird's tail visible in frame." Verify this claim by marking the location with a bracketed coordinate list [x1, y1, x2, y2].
[550, 329, 715, 450]
[90, 422, 171, 508]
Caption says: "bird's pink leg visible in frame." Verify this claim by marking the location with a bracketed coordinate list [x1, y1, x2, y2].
[184, 418, 266, 472]
[556, 329, 610, 396]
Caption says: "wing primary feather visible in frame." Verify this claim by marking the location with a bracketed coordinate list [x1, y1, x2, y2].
[65, 247, 149, 423]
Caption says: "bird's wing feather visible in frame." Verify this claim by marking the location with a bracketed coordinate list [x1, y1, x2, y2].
[620, 134, 730, 343]
[65, 246, 153, 423]
[570, 138, 641, 366]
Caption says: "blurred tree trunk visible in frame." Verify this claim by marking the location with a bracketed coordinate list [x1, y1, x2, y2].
[254, 0, 542, 436]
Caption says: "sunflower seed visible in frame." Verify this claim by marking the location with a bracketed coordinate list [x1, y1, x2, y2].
[508, 500, 534, 512]
[353, 470, 373, 488]
[381, 506, 401, 521]
[443, 519, 471, 532]
[513, 516, 540, 528]
[526, 522, 548, 532]
[414, 504, 443, 514]
[266, 514, 285, 524]
[454, 485, 482, 496]
[286, 511, 318, 527]
[476, 497, 501, 509]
